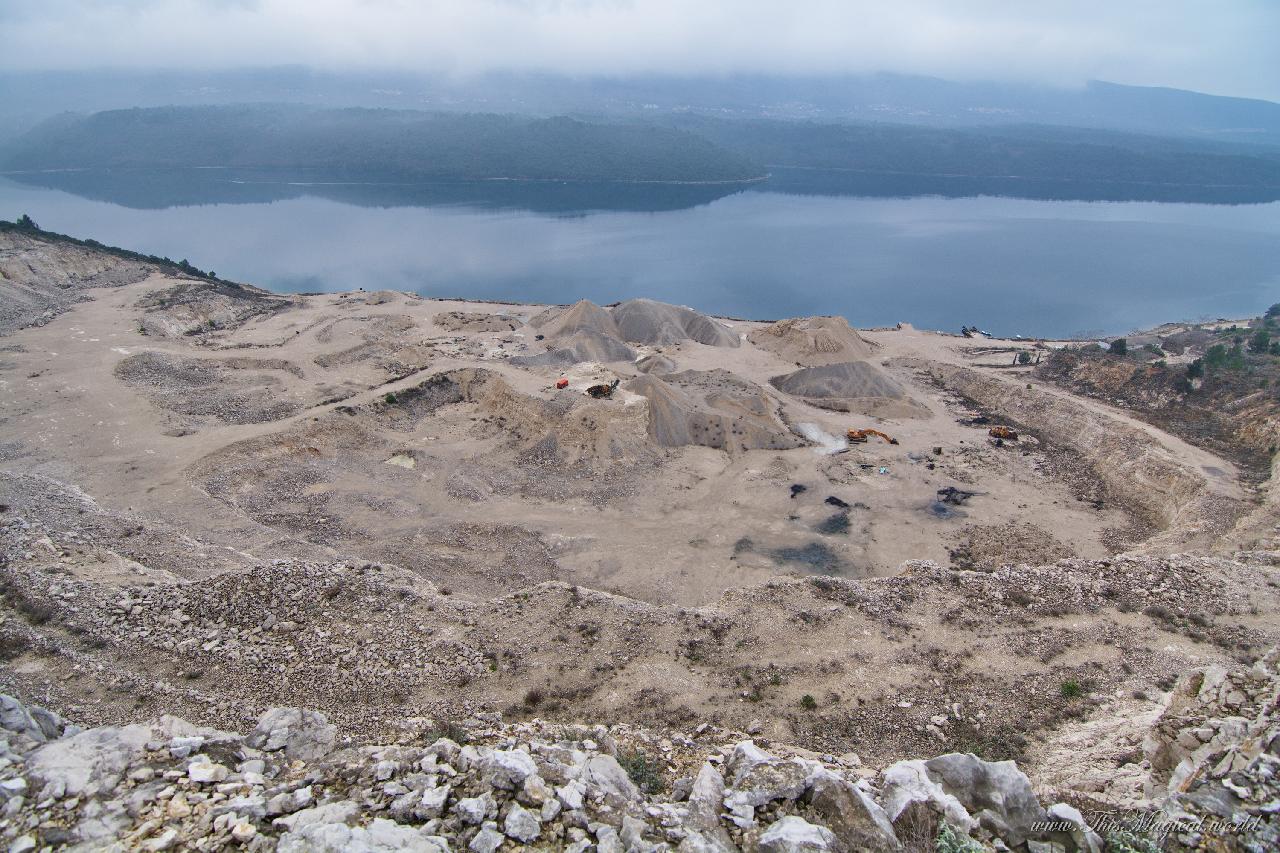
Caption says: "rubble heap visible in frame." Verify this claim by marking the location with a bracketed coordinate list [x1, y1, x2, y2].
[1143, 648, 1280, 851]
[0, 694, 1111, 852]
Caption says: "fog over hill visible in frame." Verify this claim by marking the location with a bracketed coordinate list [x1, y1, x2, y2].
[3, 70, 1280, 147]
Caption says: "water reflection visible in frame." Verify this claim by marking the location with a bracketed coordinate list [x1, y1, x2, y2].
[7, 165, 1277, 216]
[1, 172, 1276, 338]
[3, 168, 749, 214]
[763, 167, 1280, 206]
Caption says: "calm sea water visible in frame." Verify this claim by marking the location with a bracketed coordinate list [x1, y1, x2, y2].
[2, 168, 1278, 338]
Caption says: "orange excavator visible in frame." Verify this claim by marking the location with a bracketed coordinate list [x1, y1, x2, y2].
[847, 428, 899, 445]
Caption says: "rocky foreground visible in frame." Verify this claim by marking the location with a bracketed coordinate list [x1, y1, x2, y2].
[0, 648, 1274, 852]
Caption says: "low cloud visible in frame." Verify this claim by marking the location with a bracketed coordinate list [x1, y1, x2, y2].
[2, 0, 1276, 100]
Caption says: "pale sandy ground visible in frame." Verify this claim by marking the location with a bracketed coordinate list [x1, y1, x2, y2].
[0, 274, 1182, 606]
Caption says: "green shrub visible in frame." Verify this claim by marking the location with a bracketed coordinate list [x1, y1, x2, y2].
[800, 694, 818, 710]
[617, 750, 665, 794]
[1109, 338, 1128, 356]
[936, 822, 985, 853]
[1059, 679, 1083, 699]
[1106, 828, 1161, 853]
[424, 719, 471, 745]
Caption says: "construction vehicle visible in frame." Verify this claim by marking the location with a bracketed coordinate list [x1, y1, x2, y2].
[988, 426, 1018, 441]
[586, 379, 620, 399]
[846, 428, 899, 445]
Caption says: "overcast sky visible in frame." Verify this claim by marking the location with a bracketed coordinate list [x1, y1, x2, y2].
[3, 0, 1277, 101]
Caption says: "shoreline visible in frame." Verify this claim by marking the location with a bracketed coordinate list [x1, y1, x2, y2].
[3, 217, 1270, 344]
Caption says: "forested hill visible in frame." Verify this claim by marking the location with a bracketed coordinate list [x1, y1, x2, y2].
[0, 106, 764, 183]
[669, 116, 1280, 190]
[6, 105, 1280, 196]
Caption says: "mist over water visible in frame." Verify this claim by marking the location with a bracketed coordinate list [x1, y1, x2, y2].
[2, 170, 1278, 338]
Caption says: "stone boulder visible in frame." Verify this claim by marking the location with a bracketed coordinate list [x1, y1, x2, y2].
[804, 770, 900, 852]
[483, 749, 538, 789]
[278, 817, 449, 852]
[881, 753, 1046, 848]
[582, 754, 640, 802]
[246, 708, 337, 762]
[27, 724, 151, 800]
[0, 694, 74, 745]
[758, 815, 838, 852]
[685, 762, 736, 850]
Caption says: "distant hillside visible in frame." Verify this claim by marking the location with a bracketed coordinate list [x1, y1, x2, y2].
[0, 106, 764, 184]
[6, 104, 1279, 204]
[3, 70, 1279, 145]
[668, 116, 1280, 195]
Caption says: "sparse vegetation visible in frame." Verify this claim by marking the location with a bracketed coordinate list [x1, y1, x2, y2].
[799, 694, 818, 710]
[1040, 312, 1280, 474]
[424, 719, 471, 745]
[1106, 828, 1162, 853]
[936, 821, 987, 853]
[1059, 679, 1084, 699]
[617, 749, 665, 794]
[0, 574, 57, 626]
[945, 718, 1029, 763]
[1, 217, 219, 280]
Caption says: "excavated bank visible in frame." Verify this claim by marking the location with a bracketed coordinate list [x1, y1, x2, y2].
[136, 279, 293, 338]
[920, 361, 1249, 549]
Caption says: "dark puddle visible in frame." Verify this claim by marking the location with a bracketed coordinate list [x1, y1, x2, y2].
[814, 512, 851, 535]
[769, 541, 846, 575]
[927, 501, 967, 519]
